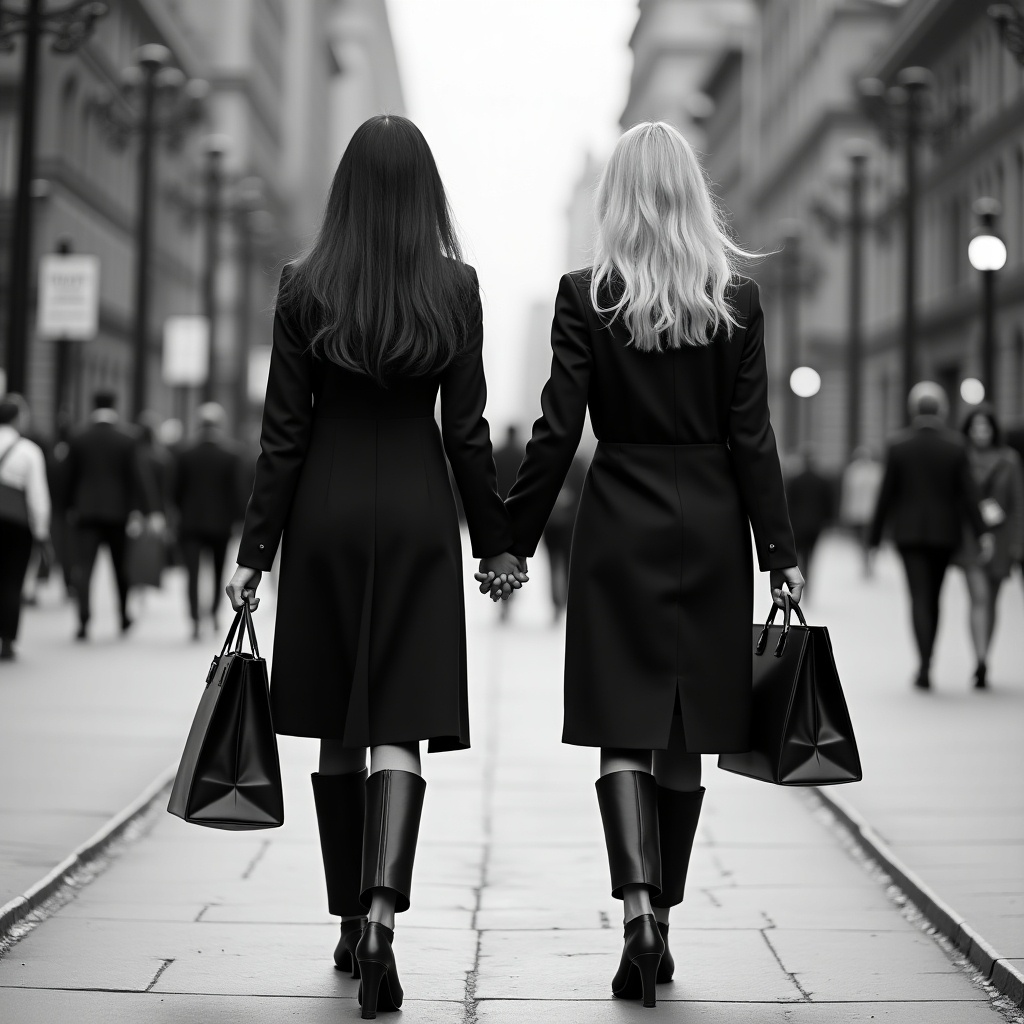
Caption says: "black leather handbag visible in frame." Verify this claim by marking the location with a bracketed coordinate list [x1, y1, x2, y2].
[718, 596, 862, 786]
[168, 604, 284, 829]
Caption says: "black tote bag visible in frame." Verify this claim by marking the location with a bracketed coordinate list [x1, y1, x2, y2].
[168, 604, 284, 829]
[718, 595, 862, 786]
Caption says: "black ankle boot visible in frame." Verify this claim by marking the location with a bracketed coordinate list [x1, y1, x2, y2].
[651, 786, 705, 982]
[310, 770, 367, 973]
[334, 917, 367, 977]
[356, 921, 403, 1019]
[611, 914, 665, 1008]
[356, 770, 426, 1017]
[974, 662, 988, 690]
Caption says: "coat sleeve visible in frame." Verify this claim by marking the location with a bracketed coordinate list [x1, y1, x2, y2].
[237, 297, 313, 571]
[728, 281, 798, 571]
[439, 269, 513, 558]
[504, 274, 593, 558]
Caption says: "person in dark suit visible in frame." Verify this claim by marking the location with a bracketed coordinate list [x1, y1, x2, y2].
[223, 116, 522, 1017]
[869, 382, 991, 689]
[174, 403, 244, 638]
[65, 391, 156, 639]
[784, 448, 834, 588]
[500, 122, 803, 1007]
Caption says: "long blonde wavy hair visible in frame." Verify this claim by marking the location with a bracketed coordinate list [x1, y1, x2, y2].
[591, 121, 751, 350]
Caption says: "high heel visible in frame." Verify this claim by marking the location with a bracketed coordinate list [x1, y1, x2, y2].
[333, 917, 366, 977]
[355, 921, 403, 1019]
[611, 914, 664, 1008]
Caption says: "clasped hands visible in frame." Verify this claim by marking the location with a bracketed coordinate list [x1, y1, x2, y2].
[474, 553, 529, 603]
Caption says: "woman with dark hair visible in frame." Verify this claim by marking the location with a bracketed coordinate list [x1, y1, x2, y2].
[498, 122, 803, 1008]
[955, 406, 1024, 688]
[225, 115, 523, 1018]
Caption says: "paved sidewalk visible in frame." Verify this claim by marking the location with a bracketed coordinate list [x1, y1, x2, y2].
[0, 540, 1018, 1022]
[0, 551, 240, 909]
[799, 537, 1024, 975]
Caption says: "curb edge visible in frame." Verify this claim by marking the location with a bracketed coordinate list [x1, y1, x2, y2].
[0, 762, 176, 942]
[814, 786, 1024, 1009]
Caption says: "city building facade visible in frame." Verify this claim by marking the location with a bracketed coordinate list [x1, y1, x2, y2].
[0, 0, 403, 436]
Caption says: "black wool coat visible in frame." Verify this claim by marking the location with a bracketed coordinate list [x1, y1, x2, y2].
[65, 422, 153, 525]
[237, 266, 511, 751]
[505, 272, 797, 753]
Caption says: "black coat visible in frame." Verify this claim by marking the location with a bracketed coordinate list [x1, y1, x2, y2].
[238, 266, 510, 750]
[174, 437, 245, 538]
[869, 420, 986, 549]
[65, 421, 152, 525]
[506, 272, 797, 752]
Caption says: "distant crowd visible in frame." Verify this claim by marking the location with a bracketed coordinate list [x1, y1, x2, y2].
[0, 390, 254, 660]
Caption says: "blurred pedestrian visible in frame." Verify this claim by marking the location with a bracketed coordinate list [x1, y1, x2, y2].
[0, 396, 51, 661]
[953, 408, 1024, 689]
[502, 122, 803, 1008]
[137, 411, 177, 522]
[224, 115, 520, 1016]
[840, 446, 884, 576]
[493, 424, 525, 499]
[492, 425, 525, 620]
[869, 382, 992, 690]
[65, 390, 157, 640]
[542, 453, 587, 623]
[1007, 420, 1024, 597]
[175, 403, 244, 639]
[784, 448, 834, 588]
[47, 413, 77, 599]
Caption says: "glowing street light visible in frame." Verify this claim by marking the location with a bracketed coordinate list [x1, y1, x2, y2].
[960, 378, 986, 406]
[790, 365, 822, 399]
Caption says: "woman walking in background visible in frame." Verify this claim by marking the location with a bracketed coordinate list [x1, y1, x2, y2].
[500, 122, 803, 1008]
[226, 115, 523, 1019]
[955, 407, 1024, 689]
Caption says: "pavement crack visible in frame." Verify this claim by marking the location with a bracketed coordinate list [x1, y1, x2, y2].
[760, 929, 812, 1002]
[240, 840, 271, 880]
[144, 958, 175, 992]
[194, 904, 212, 923]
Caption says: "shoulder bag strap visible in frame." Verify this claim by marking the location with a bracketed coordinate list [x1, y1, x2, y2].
[0, 437, 22, 472]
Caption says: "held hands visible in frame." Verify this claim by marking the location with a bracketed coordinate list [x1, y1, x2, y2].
[979, 533, 995, 565]
[474, 553, 529, 602]
[770, 566, 805, 608]
[226, 565, 263, 612]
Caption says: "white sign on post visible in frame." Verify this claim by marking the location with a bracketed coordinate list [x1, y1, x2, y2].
[37, 254, 101, 340]
[162, 315, 210, 387]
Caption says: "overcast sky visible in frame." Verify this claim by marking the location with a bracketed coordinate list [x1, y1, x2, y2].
[387, 0, 636, 426]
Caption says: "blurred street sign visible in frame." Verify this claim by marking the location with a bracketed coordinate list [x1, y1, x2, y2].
[163, 315, 210, 386]
[247, 346, 272, 403]
[37, 254, 101, 340]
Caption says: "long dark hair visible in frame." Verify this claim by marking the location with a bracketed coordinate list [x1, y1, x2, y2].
[280, 115, 473, 383]
[962, 406, 1003, 447]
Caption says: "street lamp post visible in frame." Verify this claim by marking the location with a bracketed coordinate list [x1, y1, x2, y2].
[968, 198, 1007, 400]
[0, 0, 107, 396]
[98, 46, 206, 418]
[858, 68, 965, 424]
[200, 135, 230, 405]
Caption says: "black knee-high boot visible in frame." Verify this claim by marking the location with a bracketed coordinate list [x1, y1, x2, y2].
[595, 770, 664, 1008]
[650, 785, 704, 983]
[356, 769, 426, 1019]
[311, 770, 367, 976]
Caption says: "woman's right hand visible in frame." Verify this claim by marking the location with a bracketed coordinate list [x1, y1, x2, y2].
[770, 566, 805, 608]
[226, 565, 263, 612]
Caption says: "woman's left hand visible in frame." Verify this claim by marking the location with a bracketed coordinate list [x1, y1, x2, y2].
[226, 565, 263, 612]
[475, 553, 528, 601]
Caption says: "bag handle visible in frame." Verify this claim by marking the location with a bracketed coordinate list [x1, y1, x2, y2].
[230, 601, 260, 659]
[755, 592, 807, 658]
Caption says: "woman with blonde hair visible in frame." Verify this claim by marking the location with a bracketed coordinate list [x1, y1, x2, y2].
[501, 122, 803, 1007]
